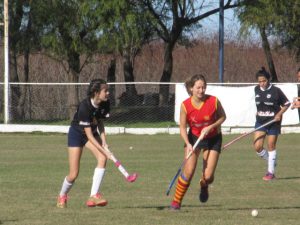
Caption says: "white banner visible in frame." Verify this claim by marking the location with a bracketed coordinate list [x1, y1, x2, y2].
[174, 83, 299, 126]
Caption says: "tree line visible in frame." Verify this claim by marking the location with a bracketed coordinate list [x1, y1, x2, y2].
[0, 0, 299, 121]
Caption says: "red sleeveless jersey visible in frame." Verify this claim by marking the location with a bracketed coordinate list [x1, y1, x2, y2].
[183, 95, 219, 138]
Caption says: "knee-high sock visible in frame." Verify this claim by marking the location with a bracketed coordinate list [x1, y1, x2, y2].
[257, 148, 269, 160]
[90, 168, 105, 196]
[59, 177, 74, 196]
[268, 150, 277, 174]
[173, 174, 190, 205]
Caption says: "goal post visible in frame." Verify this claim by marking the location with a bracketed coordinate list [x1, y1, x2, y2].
[3, 0, 10, 124]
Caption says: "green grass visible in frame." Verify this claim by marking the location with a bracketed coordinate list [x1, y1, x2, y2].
[0, 133, 299, 225]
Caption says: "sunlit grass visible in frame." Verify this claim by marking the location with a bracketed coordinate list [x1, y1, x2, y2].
[0, 133, 299, 225]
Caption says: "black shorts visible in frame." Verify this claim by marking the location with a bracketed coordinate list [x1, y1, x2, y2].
[186, 132, 222, 153]
[68, 126, 99, 147]
[255, 121, 281, 135]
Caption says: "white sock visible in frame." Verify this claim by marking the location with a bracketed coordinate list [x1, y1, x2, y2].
[257, 149, 268, 160]
[268, 150, 277, 174]
[59, 177, 73, 196]
[90, 168, 105, 196]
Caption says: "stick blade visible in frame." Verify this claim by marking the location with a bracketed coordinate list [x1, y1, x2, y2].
[166, 189, 171, 196]
[126, 172, 138, 182]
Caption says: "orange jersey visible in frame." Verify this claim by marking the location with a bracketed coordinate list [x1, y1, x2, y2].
[183, 95, 219, 138]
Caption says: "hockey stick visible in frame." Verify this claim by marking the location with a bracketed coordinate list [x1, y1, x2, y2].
[103, 146, 138, 182]
[222, 119, 276, 150]
[166, 134, 203, 196]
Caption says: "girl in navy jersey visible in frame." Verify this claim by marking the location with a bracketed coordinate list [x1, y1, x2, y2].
[57, 79, 112, 208]
[170, 74, 226, 210]
[253, 67, 290, 181]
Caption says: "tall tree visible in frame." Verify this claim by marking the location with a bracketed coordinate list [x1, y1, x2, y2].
[141, 0, 239, 105]
[236, 0, 279, 82]
[37, 0, 103, 118]
[0, 0, 40, 121]
[93, 0, 154, 105]
[270, 1, 300, 61]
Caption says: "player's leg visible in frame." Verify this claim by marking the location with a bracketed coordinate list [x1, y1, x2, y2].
[57, 147, 82, 208]
[199, 133, 222, 203]
[170, 148, 200, 210]
[253, 130, 268, 160]
[85, 138, 108, 207]
[263, 134, 278, 180]
[199, 149, 219, 203]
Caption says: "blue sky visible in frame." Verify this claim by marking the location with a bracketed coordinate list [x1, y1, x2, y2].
[201, 7, 240, 33]
[200, 6, 260, 41]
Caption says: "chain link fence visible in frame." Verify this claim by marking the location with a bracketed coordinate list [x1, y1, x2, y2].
[1, 82, 176, 128]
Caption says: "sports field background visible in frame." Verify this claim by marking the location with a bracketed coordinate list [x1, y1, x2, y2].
[0, 133, 299, 225]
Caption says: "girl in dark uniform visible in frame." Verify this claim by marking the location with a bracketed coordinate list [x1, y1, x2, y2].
[57, 79, 111, 208]
[170, 74, 226, 210]
[253, 67, 290, 181]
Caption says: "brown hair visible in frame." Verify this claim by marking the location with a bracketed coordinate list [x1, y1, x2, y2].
[184, 74, 207, 96]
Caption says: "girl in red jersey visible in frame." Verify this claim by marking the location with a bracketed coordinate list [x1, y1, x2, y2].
[170, 74, 226, 210]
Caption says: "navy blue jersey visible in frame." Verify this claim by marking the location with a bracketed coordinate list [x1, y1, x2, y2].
[255, 84, 290, 123]
[71, 98, 110, 134]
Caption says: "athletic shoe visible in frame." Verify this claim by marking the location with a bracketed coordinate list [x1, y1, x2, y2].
[86, 193, 108, 207]
[170, 201, 181, 210]
[199, 180, 209, 203]
[56, 195, 68, 208]
[263, 172, 275, 181]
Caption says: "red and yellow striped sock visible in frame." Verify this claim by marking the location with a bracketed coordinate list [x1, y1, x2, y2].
[173, 174, 190, 205]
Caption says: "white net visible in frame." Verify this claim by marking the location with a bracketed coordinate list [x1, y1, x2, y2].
[2, 82, 176, 127]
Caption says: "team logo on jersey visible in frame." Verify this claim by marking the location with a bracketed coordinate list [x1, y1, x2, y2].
[204, 115, 210, 121]
[264, 102, 274, 105]
[79, 121, 90, 126]
[257, 111, 274, 117]
[267, 94, 271, 98]
[190, 116, 197, 123]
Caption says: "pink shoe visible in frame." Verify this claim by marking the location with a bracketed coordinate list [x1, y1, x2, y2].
[263, 172, 275, 181]
[170, 201, 181, 210]
[86, 193, 108, 207]
[57, 195, 68, 208]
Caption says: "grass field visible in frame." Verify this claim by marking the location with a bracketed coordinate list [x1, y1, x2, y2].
[0, 133, 299, 225]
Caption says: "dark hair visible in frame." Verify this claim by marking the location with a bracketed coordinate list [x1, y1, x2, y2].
[184, 74, 207, 95]
[297, 67, 300, 73]
[256, 67, 270, 80]
[87, 79, 107, 97]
